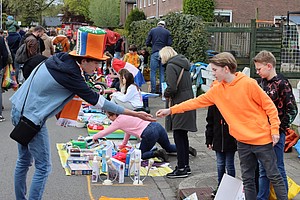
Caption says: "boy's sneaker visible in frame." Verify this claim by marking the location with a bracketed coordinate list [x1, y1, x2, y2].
[211, 187, 218, 198]
[189, 146, 197, 157]
[185, 165, 191, 174]
[153, 149, 169, 162]
[166, 166, 188, 179]
[0, 115, 5, 122]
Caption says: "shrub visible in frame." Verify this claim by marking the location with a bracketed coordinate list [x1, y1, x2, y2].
[127, 12, 208, 63]
[125, 8, 146, 31]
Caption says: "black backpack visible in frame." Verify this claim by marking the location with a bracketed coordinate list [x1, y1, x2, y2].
[15, 43, 29, 64]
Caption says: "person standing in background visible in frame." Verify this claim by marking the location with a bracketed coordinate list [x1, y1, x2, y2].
[0, 31, 8, 121]
[105, 28, 120, 56]
[41, 33, 54, 57]
[254, 50, 298, 200]
[114, 37, 124, 59]
[6, 26, 22, 83]
[159, 46, 197, 178]
[146, 21, 172, 94]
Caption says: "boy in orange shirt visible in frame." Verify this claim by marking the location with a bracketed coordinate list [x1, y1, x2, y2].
[123, 44, 140, 68]
[156, 52, 287, 200]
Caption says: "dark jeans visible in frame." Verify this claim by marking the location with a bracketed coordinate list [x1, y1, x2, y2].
[237, 142, 287, 200]
[173, 130, 189, 169]
[257, 132, 288, 200]
[139, 122, 176, 160]
[215, 151, 236, 185]
[150, 52, 164, 93]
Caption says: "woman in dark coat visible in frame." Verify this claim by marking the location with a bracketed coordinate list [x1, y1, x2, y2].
[159, 46, 197, 178]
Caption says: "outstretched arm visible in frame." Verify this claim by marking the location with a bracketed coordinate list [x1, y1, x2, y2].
[156, 108, 171, 118]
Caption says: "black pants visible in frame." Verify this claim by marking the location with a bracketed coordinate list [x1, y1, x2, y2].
[173, 129, 189, 169]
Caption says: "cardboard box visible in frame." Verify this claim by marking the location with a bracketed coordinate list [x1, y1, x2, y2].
[110, 158, 125, 183]
[215, 174, 245, 200]
[68, 163, 92, 175]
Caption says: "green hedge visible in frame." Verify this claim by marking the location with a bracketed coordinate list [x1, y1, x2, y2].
[127, 12, 209, 63]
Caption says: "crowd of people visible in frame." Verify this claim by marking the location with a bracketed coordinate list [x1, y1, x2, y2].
[0, 16, 298, 200]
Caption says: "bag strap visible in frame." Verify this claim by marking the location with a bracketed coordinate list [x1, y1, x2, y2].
[20, 61, 44, 115]
[168, 68, 185, 108]
[176, 68, 184, 86]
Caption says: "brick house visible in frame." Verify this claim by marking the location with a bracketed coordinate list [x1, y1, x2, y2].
[120, 0, 137, 26]
[136, 0, 300, 23]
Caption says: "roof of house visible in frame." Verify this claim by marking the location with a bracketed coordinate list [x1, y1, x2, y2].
[43, 17, 61, 27]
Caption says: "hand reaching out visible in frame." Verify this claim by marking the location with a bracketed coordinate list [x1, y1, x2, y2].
[135, 111, 156, 122]
[156, 108, 171, 118]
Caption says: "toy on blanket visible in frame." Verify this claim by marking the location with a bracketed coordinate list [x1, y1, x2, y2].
[70, 136, 103, 150]
[88, 123, 104, 130]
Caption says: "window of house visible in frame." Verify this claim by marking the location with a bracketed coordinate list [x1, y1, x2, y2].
[133, 4, 137, 9]
[144, 0, 146, 7]
[148, 0, 151, 6]
[153, 0, 156, 4]
[139, 0, 142, 8]
[214, 9, 232, 23]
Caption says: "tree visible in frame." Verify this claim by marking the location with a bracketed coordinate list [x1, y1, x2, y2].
[4, 0, 56, 26]
[89, 0, 119, 27]
[125, 8, 146, 31]
[62, 0, 90, 22]
[183, 0, 215, 22]
[43, 3, 64, 17]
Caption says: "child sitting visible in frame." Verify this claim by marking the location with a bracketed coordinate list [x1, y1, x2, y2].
[123, 44, 140, 68]
[92, 111, 176, 161]
[110, 70, 143, 110]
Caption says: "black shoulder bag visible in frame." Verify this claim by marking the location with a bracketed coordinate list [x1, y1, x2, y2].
[10, 63, 43, 146]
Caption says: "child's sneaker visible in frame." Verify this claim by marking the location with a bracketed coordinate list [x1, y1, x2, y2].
[211, 187, 218, 198]
[153, 149, 169, 162]
[0, 115, 5, 122]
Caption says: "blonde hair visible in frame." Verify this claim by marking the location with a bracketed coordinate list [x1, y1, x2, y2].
[209, 52, 237, 73]
[159, 46, 178, 64]
[253, 50, 276, 67]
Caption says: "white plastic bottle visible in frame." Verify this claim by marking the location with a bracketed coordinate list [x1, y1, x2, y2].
[91, 156, 99, 182]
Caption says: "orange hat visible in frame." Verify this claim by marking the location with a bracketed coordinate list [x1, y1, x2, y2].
[112, 58, 126, 72]
[69, 26, 109, 61]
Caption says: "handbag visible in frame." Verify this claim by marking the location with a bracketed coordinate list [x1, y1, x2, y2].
[10, 116, 41, 146]
[10, 63, 43, 146]
[2, 64, 18, 90]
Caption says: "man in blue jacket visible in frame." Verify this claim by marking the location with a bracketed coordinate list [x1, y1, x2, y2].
[146, 21, 172, 94]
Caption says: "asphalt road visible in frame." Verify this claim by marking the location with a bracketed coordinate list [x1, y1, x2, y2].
[1, 86, 300, 200]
